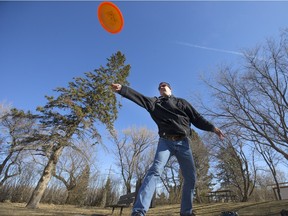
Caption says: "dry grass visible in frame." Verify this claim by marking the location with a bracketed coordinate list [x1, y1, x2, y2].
[0, 199, 287, 216]
[0, 202, 110, 216]
[146, 200, 288, 216]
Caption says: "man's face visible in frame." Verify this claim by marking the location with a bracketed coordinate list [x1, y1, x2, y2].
[158, 83, 172, 97]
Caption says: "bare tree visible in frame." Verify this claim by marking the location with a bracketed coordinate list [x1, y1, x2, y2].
[0, 107, 38, 187]
[253, 172, 276, 201]
[52, 143, 91, 205]
[3, 161, 38, 203]
[255, 143, 283, 200]
[197, 30, 288, 202]
[202, 30, 288, 161]
[214, 135, 257, 202]
[83, 170, 109, 206]
[159, 155, 180, 203]
[135, 146, 155, 182]
[112, 127, 157, 194]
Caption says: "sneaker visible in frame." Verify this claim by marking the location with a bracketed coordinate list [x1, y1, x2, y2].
[180, 212, 196, 216]
[131, 213, 143, 216]
[180, 213, 196, 216]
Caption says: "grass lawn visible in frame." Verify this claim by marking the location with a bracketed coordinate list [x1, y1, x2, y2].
[0, 199, 287, 216]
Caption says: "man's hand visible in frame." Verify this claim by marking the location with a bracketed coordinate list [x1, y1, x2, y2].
[214, 127, 225, 140]
[111, 83, 122, 92]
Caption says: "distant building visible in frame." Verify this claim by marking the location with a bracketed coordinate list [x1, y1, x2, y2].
[273, 182, 288, 200]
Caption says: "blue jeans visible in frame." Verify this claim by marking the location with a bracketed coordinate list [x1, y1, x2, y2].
[132, 137, 196, 216]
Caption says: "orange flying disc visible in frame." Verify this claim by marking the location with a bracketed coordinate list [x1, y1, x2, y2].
[97, 1, 124, 34]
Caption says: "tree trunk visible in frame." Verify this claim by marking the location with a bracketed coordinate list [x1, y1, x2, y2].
[241, 194, 248, 202]
[100, 189, 107, 208]
[126, 181, 131, 194]
[26, 145, 64, 208]
[273, 179, 282, 200]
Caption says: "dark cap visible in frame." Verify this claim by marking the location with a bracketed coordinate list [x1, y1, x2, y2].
[158, 82, 171, 90]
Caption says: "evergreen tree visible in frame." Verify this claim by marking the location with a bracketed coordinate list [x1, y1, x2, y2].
[189, 130, 213, 203]
[26, 51, 130, 208]
[100, 175, 112, 207]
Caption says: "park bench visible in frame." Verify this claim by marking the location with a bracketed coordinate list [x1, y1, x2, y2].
[106, 192, 136, 215]
[206, 189, 236, 203]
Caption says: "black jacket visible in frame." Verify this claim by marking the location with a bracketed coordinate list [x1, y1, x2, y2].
[119, 86, 215, 136]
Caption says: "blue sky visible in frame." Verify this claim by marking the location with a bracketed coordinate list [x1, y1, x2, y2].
[1, 1, 288, 175]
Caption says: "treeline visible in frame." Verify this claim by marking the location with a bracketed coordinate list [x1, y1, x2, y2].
[0, 125, 279, 206]
[1, 29, 288, 208]
[0, 170, 120, 206]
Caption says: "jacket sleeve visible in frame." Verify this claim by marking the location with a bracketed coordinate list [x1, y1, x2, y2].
[182, 99, 215, 132]
[118, 86, 155, 111]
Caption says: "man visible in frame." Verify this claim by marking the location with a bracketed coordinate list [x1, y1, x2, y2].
[111, 82, 224, 216]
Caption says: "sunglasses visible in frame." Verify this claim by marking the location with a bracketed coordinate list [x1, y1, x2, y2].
[158, 84, 168, 90]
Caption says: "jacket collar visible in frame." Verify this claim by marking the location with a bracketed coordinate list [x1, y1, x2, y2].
[158, 95, 174, 101]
